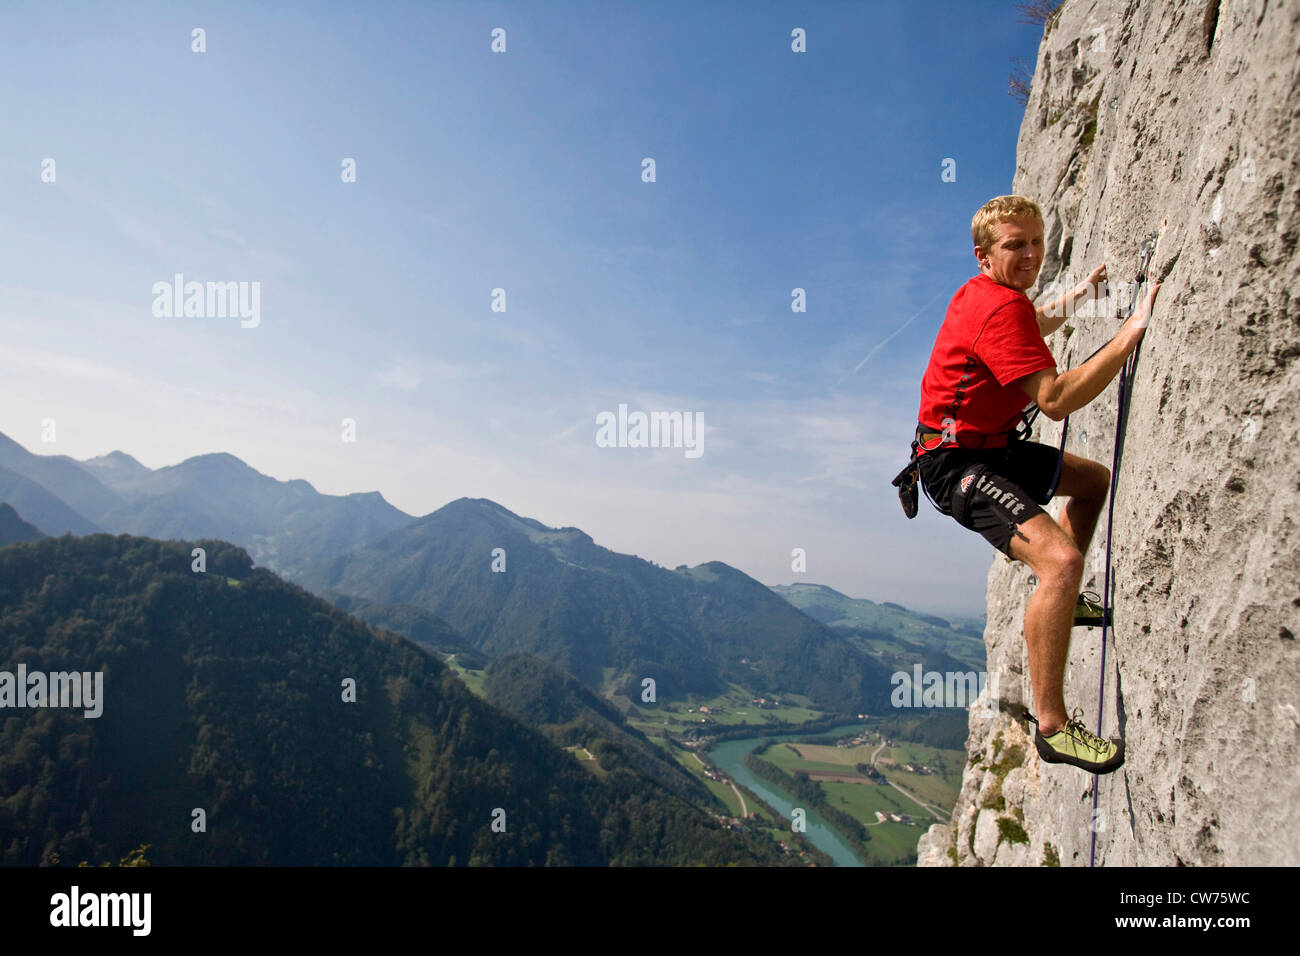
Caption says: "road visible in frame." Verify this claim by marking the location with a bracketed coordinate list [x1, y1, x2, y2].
[730, 784, 749, 817]
[691, 751, 748, 818]
[870, 739, 950, 821]
[870, 741, 887, 765]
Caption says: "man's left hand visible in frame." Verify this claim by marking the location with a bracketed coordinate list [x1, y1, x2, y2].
[1078, 262, 1107, 300]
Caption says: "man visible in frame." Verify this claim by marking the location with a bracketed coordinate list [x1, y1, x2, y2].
[914, 194, 1160, 775]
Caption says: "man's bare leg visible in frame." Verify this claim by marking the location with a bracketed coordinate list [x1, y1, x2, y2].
[1051, 452, 1111, 556]
[1008, 512, 1084, 736]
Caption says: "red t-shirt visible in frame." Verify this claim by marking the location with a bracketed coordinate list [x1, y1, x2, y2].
[916, 273, 1055, 455]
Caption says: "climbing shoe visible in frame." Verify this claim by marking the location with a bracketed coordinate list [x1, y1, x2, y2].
[1073, 590, 1112, 628]
[1029, 708, 1125, 774]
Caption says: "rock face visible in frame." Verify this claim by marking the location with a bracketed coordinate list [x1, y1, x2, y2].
[918, 0, 1299, 867]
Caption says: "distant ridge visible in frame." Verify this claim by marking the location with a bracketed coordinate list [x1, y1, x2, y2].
[0, 464, 101, 536]
[0, 501, 45, 546]
[0, 431, 124, 521]
[0, 430, 416, 580]
[296, 496, 898, 714]
[78, 450, 152, 491]
[770, 582, 986, 672]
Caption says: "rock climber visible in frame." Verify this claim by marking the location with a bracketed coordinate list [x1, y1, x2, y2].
[912, 194, 1160, 774]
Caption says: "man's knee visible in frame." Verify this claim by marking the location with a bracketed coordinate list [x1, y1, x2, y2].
[1058, 455, 1110, 500]
[1043, 543, 1084, 584]
[1012, 514, 1083, 580]
[1091, 461, 1111, 496]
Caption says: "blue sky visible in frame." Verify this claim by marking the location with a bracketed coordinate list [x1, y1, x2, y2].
[1, 1, 1051, 617]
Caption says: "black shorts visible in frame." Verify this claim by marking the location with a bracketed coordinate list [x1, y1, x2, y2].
[916, 438, 1060, 556]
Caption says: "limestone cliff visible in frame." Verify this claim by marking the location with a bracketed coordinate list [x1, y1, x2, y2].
[917, 0, 1299, 866]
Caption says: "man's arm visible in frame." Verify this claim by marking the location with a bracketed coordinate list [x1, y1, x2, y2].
[1020, 282, 1161, 419]
[1034, 263, 1108, 338]
[1034, 300, 1072, 338]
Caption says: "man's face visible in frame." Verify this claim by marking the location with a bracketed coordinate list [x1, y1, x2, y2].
[975, 216, 1044, 292]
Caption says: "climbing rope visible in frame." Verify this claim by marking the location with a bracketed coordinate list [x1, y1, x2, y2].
[1089, 227, 1162, 868]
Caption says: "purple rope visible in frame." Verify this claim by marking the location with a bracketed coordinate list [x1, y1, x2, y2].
[1089, 278, 1148, 868]
[1089, 359, 1124, 868]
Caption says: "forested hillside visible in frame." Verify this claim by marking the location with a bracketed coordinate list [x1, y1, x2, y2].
[301, 497, 896, 713]
[0, 534, 789, 866]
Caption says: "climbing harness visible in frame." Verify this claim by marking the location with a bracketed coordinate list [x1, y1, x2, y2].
[892, 410, 1039, 519]
[892, 324, 1098, 521]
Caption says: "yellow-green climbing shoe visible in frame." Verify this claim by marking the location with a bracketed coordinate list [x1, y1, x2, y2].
[1074, 590, 1113, 628]
[1030, 708, 1125, 774]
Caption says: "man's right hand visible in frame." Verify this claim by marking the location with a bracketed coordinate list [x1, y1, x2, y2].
[1019, 281, 1163, 420]
[1122, 282, 1162, 346]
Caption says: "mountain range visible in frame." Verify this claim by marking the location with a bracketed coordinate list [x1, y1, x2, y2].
[1, 430, 978, 714]
[771, 583, 986, 672]
[0, 427, 993, 865]
[0, 432, 411, 580]
[294, 496, 900, 714]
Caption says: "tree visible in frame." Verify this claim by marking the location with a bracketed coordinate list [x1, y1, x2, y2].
[1008, 2, 1064, 106]
[1008, 57, 1034, 107]
[1015, 0, 1062, 26]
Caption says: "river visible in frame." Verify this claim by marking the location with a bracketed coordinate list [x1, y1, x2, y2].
[707, 722, 872, 867]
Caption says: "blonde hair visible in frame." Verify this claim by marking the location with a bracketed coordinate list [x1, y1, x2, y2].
[971, 195, 1043, 251]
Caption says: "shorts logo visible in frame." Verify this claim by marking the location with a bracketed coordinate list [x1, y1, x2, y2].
[960, 474, 975, 495]
[975, 472, 1027, 516]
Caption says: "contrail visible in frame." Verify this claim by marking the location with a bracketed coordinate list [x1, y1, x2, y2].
[850, 283, 956, 376]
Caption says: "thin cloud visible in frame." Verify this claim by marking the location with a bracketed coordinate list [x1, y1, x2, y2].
[849, 283, 956, 377]
[0, 345, 137, 388]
